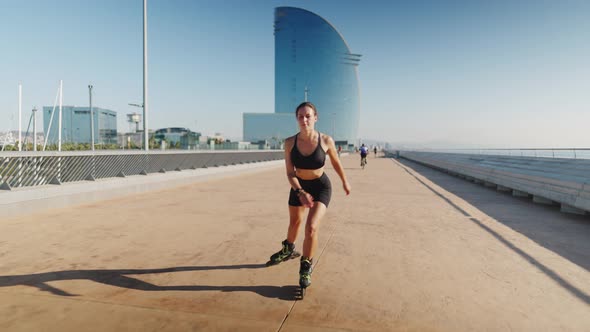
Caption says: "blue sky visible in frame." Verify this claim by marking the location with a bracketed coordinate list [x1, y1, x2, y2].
[1, 0, 589, 147]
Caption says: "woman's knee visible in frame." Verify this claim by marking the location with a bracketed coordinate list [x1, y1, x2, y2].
[305, 222, 319, 238]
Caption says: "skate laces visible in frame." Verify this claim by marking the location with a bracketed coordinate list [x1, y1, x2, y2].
[300, 258, 312, 273]
[281, 244, 290, 254]
[281, 241, 293, 255]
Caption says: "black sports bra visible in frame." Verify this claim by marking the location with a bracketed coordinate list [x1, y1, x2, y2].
[291, 132, 326, 170]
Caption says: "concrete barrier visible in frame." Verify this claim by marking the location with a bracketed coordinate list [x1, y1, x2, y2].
[400, 151, 590, 215]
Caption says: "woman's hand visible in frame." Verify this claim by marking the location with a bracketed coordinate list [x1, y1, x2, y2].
[343, 181, 351, 195]
[298, 191, 315, 208]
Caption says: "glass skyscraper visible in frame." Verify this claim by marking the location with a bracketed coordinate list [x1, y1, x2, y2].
[243, 7, 361, 144]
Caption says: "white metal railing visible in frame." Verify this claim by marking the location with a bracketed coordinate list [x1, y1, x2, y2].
[0, 150, 283, 190]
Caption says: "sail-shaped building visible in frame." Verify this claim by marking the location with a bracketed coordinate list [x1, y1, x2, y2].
[244, 7, 361, 145]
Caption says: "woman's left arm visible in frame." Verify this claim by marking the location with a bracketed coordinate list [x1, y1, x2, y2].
[325, 135, 351, 195]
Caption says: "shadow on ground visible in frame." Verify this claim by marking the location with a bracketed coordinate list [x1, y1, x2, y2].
[394, 158, 590, 305]
[0, 264, 299, 301]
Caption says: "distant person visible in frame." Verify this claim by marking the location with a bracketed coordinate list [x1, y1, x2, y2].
[337, 145, 342, 157]
[266, 101, 351, 295]
[360, 144, 369, 167]
[374, 146, 378, 157]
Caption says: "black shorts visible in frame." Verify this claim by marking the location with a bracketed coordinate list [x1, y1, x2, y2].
[289, 173, 332, 207]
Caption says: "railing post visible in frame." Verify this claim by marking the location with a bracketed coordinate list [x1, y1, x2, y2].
[33, 156, 38, 185]
[18, 156, 23, 188]
[92, 154, 97, 180]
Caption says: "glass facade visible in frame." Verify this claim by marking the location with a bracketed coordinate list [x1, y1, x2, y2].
[243, 113, 297, 142]
[43, 106, 117, 145]
[153, 127, 200, 149]
[243, 6, 361, 144]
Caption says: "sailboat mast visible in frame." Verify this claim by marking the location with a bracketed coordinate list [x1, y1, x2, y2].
[58, 80, 63, 151]
[18, 83, 22, 151]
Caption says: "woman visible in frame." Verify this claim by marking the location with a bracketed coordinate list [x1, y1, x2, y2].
[267, 101, 351, 290]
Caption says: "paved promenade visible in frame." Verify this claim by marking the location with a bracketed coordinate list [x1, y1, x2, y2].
[1, 154, 589, 331]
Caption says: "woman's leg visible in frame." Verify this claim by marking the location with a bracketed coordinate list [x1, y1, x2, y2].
[287, 205, 306, 244]
[302, 202, 327, 259]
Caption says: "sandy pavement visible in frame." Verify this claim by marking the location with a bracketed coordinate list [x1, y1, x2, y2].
[0, 154, 589, 331]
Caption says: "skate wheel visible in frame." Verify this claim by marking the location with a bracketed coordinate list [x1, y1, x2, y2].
[300, 287, 306, 299]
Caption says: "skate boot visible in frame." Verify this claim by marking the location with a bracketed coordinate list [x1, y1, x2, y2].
[266, 240, 300, 266]
[298, 257, 313, 299]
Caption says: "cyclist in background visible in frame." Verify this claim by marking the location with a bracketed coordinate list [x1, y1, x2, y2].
[360, 144, 369, 168]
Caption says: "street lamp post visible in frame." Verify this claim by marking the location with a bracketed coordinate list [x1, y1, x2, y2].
[143, 0, 149, 151]
[331, 112, 336, 141]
